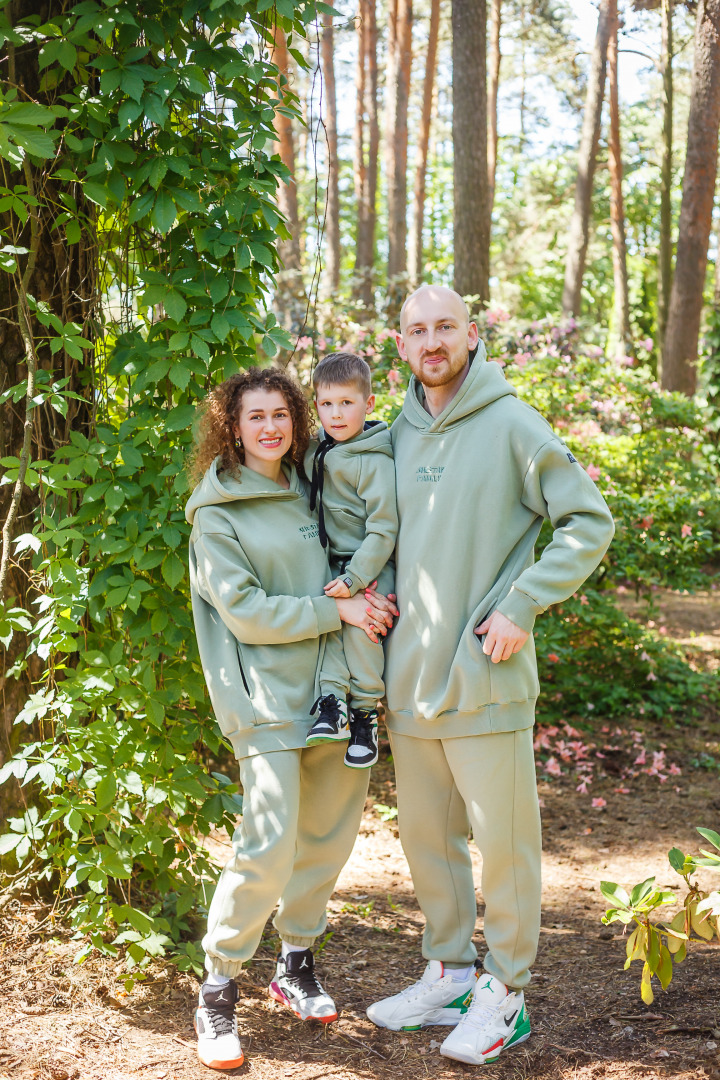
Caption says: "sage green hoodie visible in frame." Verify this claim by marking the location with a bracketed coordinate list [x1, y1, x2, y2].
[384, 344, 615, 739]
[306, 421, 398, 595]
[186, 459, 342, 759]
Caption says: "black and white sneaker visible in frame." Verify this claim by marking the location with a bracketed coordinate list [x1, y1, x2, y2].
[344, 708, 379, 768]
[194, 979, 244, 1070]
[268, 949, 338, 1022]
[306, 694, 350, 744]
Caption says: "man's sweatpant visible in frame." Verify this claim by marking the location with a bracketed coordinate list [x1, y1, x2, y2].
[388, 727, 542, 990]
[203, 742, 369, 977]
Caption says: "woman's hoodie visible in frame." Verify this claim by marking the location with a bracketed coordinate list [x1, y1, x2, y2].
[384, 343, 615, 739]
[186, 459, 342, 759]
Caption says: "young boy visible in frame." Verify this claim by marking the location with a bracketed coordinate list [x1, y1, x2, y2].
[306, 352, 398, 768]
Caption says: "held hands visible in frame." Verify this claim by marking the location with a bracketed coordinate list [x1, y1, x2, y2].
[475, 611, 528, 663]
[324, 576, 352, 599]
[334, 581, 398, 644]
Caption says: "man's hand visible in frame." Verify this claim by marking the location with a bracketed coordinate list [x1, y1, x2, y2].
[475, 611, 528, 663]
[324, 576, 351, 598]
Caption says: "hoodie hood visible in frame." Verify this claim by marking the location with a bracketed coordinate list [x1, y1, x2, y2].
[185, 457, 301, 524]
[316, 419, 393, 457]
[401, 340, 517, 433]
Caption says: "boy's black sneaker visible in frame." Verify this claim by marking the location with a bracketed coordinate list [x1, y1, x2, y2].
[344, 708, 379, 768]
[306, 694, 349, 744]
[269, 949, 338, 1022]
[195, 978, 244, 1070]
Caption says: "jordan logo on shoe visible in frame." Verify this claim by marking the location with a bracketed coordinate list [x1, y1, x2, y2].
[480, 979, 494, 992]
[299, 957, 309, 969]
[215, 991, 227, 1002]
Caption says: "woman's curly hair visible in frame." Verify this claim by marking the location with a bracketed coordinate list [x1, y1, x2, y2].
[187, 367, 312, 488]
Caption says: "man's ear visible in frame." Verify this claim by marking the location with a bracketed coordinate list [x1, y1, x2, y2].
[395, 331, 407, 361]
[467, 321, 479, 350]
[365, 394, 376, 414]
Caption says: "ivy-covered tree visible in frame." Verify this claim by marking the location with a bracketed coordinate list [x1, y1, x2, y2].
[0, 0, 328, 976]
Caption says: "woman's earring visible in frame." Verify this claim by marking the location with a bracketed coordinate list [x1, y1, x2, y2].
[235, 438, 243, 449]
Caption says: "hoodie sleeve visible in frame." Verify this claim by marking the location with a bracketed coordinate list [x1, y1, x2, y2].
[342, 453, 399, 594]
[192, 530, 341, 645]
[496, 439, 615, 634]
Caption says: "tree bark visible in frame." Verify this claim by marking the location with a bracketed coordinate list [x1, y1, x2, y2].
[662, 0, 720, 395]
[353, 0, 378, 309]
[271, 24, 304, 338]
[386, 0, 412, 308]
[561, 0, 612, 316]
[487, 0, 501, 233]
[320, 13, 340, 295]
[452, 0, 489, 304]
[607, 0, 631, 356]
[656, 0, 674, 363]
[408, 0, 440, 288]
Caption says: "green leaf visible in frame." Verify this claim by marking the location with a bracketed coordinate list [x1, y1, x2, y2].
[668, 847, 687, 873]
[211, 313, 230, 342]
[152, 191, 176, 235]
[600, 881, 630, 908]
[11, 127, 57, 158]
[697, 828, 720, 852]
[165, 404, 196, 432]
[84, 182, 111, 208]
[96, 773, 117, 810]
[169, 362, 192, 390]
[128, 190, 155, 223]
[164, 290, 187, 322]
[168, 332, 189, 351]
[162, 553, 184, 589]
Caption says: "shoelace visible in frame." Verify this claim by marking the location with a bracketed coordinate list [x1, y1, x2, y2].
[204, 1002, 236, 1037]
[351, 712, 376, 747]
[458, 999, 499, 1031]
[310, 694, 340, 723]
[285, 964, 328, 1000]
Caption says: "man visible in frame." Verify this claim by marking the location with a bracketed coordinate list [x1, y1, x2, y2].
[366, 285, 614, 1065]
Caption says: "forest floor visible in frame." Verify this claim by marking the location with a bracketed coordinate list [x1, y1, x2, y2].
[2, 587, 720, 1080]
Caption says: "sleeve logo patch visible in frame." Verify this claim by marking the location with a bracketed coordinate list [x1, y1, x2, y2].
[566, 452, 578, 463]
[416, 465, 445, 482]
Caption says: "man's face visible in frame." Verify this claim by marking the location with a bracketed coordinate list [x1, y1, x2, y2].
[396, 288, 478, 388]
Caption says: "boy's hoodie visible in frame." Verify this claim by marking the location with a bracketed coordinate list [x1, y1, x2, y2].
[307, 421, 397, 595]
[384, 343, 615, 739]
[186, 459, 341, 759]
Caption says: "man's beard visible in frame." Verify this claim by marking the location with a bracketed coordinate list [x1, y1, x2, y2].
[414, 350, 468, 387]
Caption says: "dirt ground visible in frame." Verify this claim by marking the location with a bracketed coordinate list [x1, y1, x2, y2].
[1, 588, 719, 1080]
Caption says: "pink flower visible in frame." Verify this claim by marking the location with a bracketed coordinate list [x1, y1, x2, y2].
[547, 653, 560, 663]
[586, 464, 601, 481]
[317, 337, 327, 350]
[669, 763, 682, 776]
[613, 787, 630, 795]
[387, 369, 401, 384]
[580, 594, 589, 605]
[576, 780, 589, 794]
[592, 797, 607, 809]
[296, 335, 312, 349]
[681, 524, 692, 538]
[544, 757, 563, 777]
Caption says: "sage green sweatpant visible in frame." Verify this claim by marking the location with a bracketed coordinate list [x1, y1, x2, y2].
[203, 742, 369, 978]
[388, 727, 542, 990]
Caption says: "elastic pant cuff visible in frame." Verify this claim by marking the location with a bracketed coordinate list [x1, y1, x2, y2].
[276, 932, 318, 948]
[204, 959, 247, 979]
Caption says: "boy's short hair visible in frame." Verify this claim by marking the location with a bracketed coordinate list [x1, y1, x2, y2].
[313, 352, 372, 398]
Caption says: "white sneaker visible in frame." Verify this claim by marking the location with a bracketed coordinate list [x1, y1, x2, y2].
[194, 980, 244, 1070]
[366, 960, 477, 1031]
[268, 949, 338, 1022]
[440, 973, 531, 1064]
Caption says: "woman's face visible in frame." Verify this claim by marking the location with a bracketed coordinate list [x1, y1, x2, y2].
[234, 389, 294, 474]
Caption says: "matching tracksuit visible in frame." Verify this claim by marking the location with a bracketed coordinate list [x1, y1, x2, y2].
[385, 345, 614, 987]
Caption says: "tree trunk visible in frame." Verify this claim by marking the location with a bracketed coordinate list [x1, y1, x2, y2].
[271, 24, 304, 338]
[662, 0, 720, 395]
[607, 0, 631, 356]
[561, 0, 612, 316]
[487, 0, 501, 234]
[656, 0, 674, 363]
[320, 13, 340, 295]
[408, 0, 440, 288]
[0, 3, 96, 812]
[386, 0, 412, 311]
[452, 0, 489, 304]
[353, 0, 378, 310]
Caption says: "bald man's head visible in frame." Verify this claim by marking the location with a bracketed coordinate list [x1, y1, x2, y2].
[399, 285, 470, 333]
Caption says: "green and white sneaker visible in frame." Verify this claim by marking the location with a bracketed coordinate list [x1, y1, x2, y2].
[440, 974, 531, 1065]
[366, 960, 477, 1031]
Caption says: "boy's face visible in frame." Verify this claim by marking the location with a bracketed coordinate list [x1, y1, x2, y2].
[315, 382, 375, 442]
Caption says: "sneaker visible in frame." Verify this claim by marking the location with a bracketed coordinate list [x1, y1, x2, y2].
[344, 707, 379, 768]
[366, 960, 477, 1031]
[194, 979, 244, 1070]
[440, 974, 531, 1065]
[307, 694, 350, 744]
[268, 949, 338, 1022]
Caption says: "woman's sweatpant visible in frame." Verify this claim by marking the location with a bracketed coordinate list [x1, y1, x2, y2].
[203, 742, 369, 978]
[388, 727, 542, 990]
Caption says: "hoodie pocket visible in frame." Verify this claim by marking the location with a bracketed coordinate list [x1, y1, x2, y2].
[326, 506, 366, 545]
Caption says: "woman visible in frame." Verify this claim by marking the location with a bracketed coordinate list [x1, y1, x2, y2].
[186, 368, 392, 1069]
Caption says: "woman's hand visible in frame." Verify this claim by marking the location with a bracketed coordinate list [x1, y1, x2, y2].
[335, 592, 393, 644]
[363, 583, 399, 621]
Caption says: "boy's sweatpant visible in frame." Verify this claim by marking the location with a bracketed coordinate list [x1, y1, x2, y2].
[388, 726, 542, 990]
[320, 564, 394, 711]
[203, 742, 369, 977]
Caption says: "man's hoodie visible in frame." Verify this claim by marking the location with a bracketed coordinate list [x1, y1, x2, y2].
[307, 421, 398, 595]
[384, 343, 615, 739]
[186, 459, 342, 759]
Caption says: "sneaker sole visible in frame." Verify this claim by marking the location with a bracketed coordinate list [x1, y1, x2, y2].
[194, 1018, 244, 1070]
[344, 754, 378, 769]
[268, 984, 338, 1024]
[440, 1028, 531, 1065]
[306, 733, 350, 744]
[366, 1006, 468, 1031]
